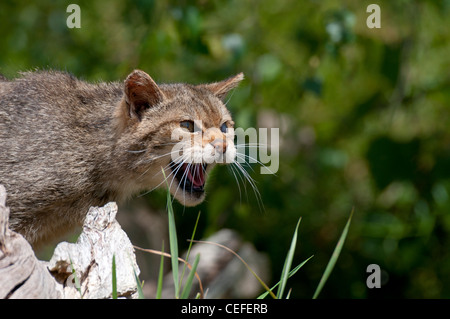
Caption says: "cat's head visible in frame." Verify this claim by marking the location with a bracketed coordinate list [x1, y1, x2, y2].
[116, 69, 243, 206]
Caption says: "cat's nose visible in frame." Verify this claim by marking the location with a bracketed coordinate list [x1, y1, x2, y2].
[210, 139, 227, 154]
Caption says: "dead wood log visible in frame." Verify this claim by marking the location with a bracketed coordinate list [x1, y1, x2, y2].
[0, 185, 140, 299]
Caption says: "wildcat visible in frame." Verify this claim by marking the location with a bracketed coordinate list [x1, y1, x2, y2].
[0, 69, 243, 247]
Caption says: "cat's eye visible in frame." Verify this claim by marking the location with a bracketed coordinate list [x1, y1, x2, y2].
[220, 122, 228, 133]
[180, 120, 195, 133]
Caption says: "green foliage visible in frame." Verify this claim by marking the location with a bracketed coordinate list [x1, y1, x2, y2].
[180, 253, 200, 299]
[161, 170, 201, 299]
[69, 258, 82, 298]
[313, 210, 353, 299]
[156, 241, 165, 299]
[258, 256, 313, 299]
[112, 255, 117, 299]
[133, 267, 145, 299]
[2, 0, 450, 298]
[166, 174, 180, 299]
[277, 218, 301, 299]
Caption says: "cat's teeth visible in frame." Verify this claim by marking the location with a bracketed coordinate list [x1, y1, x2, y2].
[173, 162, 207, 192]
[187, 164, 205, 188]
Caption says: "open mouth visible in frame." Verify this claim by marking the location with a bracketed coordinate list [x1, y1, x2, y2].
[170, 162, 207, 193]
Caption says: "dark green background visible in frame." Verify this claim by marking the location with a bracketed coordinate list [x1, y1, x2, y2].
[2, 0, 450, 298]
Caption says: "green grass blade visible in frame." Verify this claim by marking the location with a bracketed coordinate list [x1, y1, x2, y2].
[133, 268, 145, 299]
[286, 288, 292, 299]
[180, 253, 201, 299]
[162, 168, 180, 298]
[277, 217, 301, 299]
[167, 186, 179, 298]
[179, 211, 201, 292]
[312, 209, 354, 299]
[190, 239, 276, 299]
[69, 257, 82, 298]
[112, 254, 117, 299]
[156, 241, 165, 299]
[257, 255, 313, 299]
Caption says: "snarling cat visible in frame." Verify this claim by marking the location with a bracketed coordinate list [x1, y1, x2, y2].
[0, 69, 243, 247]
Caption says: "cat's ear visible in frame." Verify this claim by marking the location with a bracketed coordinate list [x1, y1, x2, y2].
[202, 73, 244, 101]
[124, 70, 165, 121]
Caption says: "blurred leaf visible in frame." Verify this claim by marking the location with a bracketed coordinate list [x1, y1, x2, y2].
[367, 137, 421, 190]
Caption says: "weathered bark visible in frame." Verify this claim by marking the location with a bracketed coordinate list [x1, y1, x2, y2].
[0, 185, 140, 299]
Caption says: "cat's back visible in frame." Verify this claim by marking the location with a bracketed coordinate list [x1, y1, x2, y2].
[2, 71, 117, 122]
[0, 70, 79, 107]
[1, 71, 71, 132]
[0, 70, 122, 187]
[0, 70, 121, 143]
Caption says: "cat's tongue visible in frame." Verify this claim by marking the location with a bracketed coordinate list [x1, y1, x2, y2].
[183, 163, 205, 188]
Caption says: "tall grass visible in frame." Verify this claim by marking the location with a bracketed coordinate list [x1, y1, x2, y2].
[154, 169, 201, 299]
[277, 218, 301, 298]
[312, 209, 354, 299]
[133, 171, 354, 299]
[112, 254, 117, 299]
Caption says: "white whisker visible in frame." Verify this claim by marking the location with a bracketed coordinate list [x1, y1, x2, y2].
[235, 152, 277, 176]
[232, 160, 265, 212]
[227, 163, 243, 204]
[132, 138, 267, 212]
